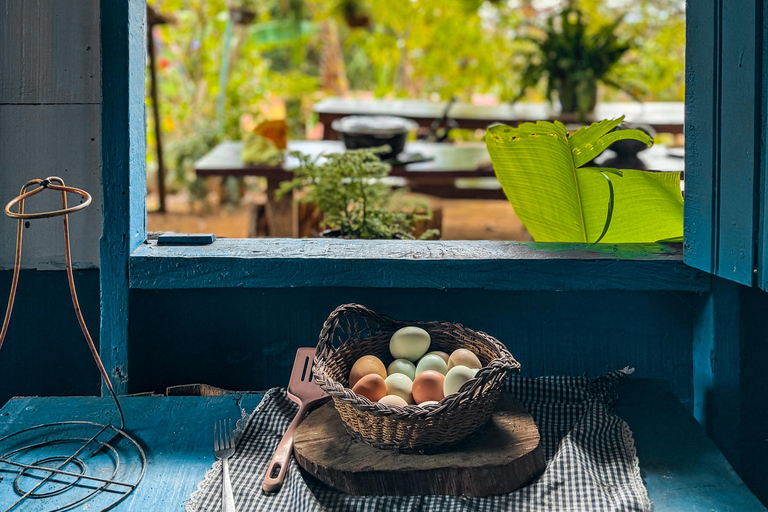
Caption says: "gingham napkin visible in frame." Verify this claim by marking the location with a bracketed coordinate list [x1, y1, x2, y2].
[186, 369, 650, 512]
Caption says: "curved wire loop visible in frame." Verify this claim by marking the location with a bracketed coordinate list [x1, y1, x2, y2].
[4, 176, 92, 220]
[0, 177, 124, 430]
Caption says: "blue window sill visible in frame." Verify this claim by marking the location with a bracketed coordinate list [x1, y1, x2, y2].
[129, 239, 709, 292]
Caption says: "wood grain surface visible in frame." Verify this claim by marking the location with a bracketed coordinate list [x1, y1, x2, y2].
[129, 239, 709, 292]
[293, 394, 545, 496]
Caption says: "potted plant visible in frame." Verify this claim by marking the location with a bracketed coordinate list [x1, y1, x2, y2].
[513, 8, 637, 122]
[229, 0, 257, 25]
[277, 147, 439, 240]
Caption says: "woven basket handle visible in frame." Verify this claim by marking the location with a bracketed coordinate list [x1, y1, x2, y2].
[317, 303, 385, 353]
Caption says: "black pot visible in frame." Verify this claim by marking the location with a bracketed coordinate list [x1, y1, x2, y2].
[608, 123, 656, 157]
[331, 116, 418, 160]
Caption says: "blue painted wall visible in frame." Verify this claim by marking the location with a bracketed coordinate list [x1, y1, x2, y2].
[735, 285, 768, 505]
[128, 287, 698, 409]
[1, 271, 765, 504]
[0, 270, 100, 406]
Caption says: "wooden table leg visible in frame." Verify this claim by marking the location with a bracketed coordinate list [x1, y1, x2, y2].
[265, 178, 297, 238]
[319, 113, 341, 140]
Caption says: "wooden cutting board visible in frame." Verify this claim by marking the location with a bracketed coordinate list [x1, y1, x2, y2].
[293, 394, 546, 496]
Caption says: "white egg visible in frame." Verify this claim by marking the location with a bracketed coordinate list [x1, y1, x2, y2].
[415, 354, 448, 376]
[418, 400, 440, 407]
[387, 358, 417, 381]
[379, 395, 408, 407]
[390, 326, 431, 362]
[443, 365, 477, 396]
[384, 373, 414, 403]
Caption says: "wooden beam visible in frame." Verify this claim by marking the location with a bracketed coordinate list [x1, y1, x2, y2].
[128, 240, 710, 292]
[692, 276, 742, 470]
[100, 0, 147, 395]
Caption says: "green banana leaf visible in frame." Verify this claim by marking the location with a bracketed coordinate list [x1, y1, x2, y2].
[485, 117, 683, 243]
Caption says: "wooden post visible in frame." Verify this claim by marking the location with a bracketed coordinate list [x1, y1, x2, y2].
[693, 276, 742, 471]
[101, 0, 147, 396]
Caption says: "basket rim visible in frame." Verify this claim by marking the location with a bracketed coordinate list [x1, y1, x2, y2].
[313, 303, 520, 419]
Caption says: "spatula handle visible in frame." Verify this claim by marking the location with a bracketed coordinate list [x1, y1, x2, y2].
[262, 403, 308, 492]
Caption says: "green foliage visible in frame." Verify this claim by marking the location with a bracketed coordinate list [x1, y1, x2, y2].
[515, 7, 635, 117]
[164, 122, 223, 202]
[315, 0, 528, 100]
[576, 0, 686, 101]
[147, 0, 318, 180]
[147, 0, 685, 201]
[485, 117, 683, 243]
[277, 148, 438, 239]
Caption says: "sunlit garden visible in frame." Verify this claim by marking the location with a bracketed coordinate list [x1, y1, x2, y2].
[145, 0, 686, 242]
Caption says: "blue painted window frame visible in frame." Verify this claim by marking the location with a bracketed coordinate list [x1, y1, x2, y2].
[106, 0, 768, 392]
[684, 0, 767, 289]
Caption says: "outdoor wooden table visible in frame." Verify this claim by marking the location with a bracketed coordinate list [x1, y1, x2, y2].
[0, 380, 763, 511]
[195, 140, 497, 237]
[314, 98, 685, 139]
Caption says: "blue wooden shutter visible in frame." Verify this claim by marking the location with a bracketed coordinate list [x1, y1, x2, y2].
[684, 0, 763, 287]
[759, 0, 768, 291]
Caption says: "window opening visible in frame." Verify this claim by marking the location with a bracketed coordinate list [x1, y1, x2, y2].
[144, 0, 685, 244]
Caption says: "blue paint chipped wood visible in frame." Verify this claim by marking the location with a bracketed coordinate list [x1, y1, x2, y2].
[737, 286, 768, 504]
[717, 0, 758, 285]
[685, 0, 762, 286]
[760, 0, 768, 292]
[0, 394, 262, 511]
[100, 0, 147, 396]
[0, 270, 101, 407]
[692, 277, 742, 469]
[683, 0, 716, 276]
[128, 287, 698, 410]
[615, 379, 766, 512]
[128, 239, 709, 292]
[0, 383, 763, 511]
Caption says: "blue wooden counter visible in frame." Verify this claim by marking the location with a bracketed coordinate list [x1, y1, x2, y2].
[0, 381, 763, 511]
[0, 394, 262, 512]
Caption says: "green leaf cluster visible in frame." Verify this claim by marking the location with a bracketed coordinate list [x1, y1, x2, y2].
[277, 148, 438, 239]
[515, 7, 635, 116]
[485, 117, 683, 243]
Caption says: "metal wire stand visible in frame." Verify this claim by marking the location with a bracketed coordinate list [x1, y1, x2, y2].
[0, 177, 146, 512]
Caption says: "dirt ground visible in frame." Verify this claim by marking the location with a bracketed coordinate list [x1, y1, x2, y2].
[147, 188, 528, 241]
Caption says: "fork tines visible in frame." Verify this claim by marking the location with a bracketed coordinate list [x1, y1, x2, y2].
[214, 418, 234, 453]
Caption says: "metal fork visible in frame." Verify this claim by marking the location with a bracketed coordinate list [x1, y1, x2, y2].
[214, 419, 237, 512]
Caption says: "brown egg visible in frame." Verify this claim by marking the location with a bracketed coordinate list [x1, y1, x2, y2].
[412, 370, 445, 404]
[425, 351, 450, 364]
[447, 349, 482, 370]
[352, 374, 387, 402]
[349, 355, 387, 388]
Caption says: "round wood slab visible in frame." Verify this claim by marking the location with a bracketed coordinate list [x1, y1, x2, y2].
[293, 394, 546, 496]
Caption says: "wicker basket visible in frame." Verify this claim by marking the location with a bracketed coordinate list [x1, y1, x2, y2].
[313, 304, 520, 452]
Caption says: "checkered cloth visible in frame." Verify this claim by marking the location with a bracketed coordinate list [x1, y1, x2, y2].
[186, 369, 650, 512]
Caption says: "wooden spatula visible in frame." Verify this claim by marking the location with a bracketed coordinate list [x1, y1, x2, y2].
[262, 347, 330, 492]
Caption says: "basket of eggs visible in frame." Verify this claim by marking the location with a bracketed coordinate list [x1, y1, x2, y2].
[313, 303, 520, 452]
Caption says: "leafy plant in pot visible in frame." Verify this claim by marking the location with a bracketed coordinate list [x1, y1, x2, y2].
[277, 147, 439, 240]
[514, 8, 637, 122]
[228, 0, 258, 25]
